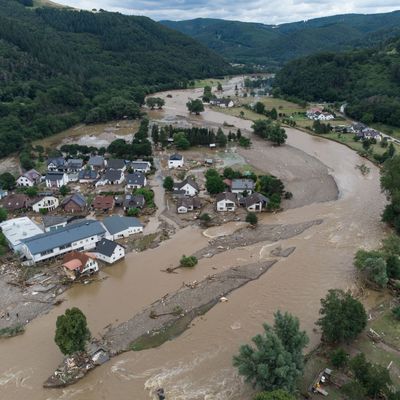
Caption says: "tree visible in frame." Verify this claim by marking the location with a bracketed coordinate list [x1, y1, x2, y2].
[216, 128, 227, 147]
[206, 175, 225, 194]
[239, 137, 251, 148]
[0, 208, 7, 222]
[199, 213, 211, 225]
[186, 99, 204, 115]
[317, 289, 367, 343]
[151, 124, 159, 144]
[354, 249, 388, 288]
[254, 102, 265, 115]
[126, 207, 139, 217]
[217, 82, 223, 91]
[25, 186, 38, 198]
[54, 307, 91, 355]
[146, 97, 164, 110]
[163, 176, 174, 191]
[233, 311, 308, 392]
[180, 255, 198, 268]
[174, 132, 190, 150]
[253, 390, 295, 400]
[330, 348, 348, 368]
[59, 185, 70, 196]
[270, 108, 278, 120]
[381, 155, 400, 232]
[0, 172, 16, 190]
[246, 212, 258, 226]
[203, 86, 212, 102]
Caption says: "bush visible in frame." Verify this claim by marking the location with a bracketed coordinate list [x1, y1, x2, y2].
[253, 390, 295, 400]
[246, 212, 258, 226]
[179, 255, 198, 268]
[330, 348, 348, 368]
[163, 176, 174, 191]
[59, 185, 70, 196]
[0, 208, 7, 222]
[127, 207, 139, 217]
[392, 306, 400, 321]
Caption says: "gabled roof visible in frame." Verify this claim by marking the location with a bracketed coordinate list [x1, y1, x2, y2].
[22, 220, 106, 255]
[126, 172, 145, 186]
[169, 154, 183, 161]
[42, 215, 70, 228]
[92, 195, 114, 209]
[244, 192, 269, 207]
[88, 155, 105, 167]
[102, 215, 143, 235]
[31, 195, 58, 206]
[67, 159, 84, 168]
[61, 193, 86, 208]
[0, 194, 29, 210]
[23, 169, 41, 182]
[104, 169, 123, 182]
[177, 196, 201, 209]
[231, 179, 255, 191]
[47, 157, 65, 167]
[95, 238, 123, 257]
[216, 192, 237, 203]
[123, 194, 145, 209]
[129, 161, 151, 170]
[78, 169, 97, 180]
[175, 177, 199, 191]
[62, 251, 96, 272]
[45, 172, 65, 181]
[107, 159, 126, 170]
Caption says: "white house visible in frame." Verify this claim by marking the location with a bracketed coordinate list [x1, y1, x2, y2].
[47, 157, 66, 172]
[62, 251, 99, 279]
[125, 172, 146, 189]
[45, 172, 69, 188]
[17, 169, 41, 187]
[31, 196, 59, 213]
[94, 238, 125, 264]
[244, 192, 269, 212]
[130, 161, 151, 173]
[173, 178, 199, 197]
[176, 197, 201, 214]
[96, 169, 125, 186]
[231, 179, 255, 195]
[102, 215, 143, 240]
[20, 219, 107, 264]
[168, 154, 184, 169]
[210, 99, 234, 108]
[216, 192, 237, 212]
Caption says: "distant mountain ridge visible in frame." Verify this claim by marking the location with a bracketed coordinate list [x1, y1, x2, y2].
[161, 11, 400, 66]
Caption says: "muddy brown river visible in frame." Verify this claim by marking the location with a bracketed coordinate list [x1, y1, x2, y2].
[0, 77, 388, 399]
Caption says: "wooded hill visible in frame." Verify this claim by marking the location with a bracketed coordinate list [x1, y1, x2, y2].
[274, 37, 400, 128]
[161, 11, 400, 67]
[0, 0, 230, 157]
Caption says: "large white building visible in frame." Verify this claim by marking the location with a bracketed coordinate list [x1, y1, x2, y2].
[31, 196, 59, 213]
[168, 154, 184, 169]
[102, 215, 143, 240]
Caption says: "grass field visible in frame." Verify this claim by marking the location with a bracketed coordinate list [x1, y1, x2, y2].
[193, 78, 227, 89]
[371, 123, 400, 140]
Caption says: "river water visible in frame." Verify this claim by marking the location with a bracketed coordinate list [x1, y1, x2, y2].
[0, 77, 388, 400]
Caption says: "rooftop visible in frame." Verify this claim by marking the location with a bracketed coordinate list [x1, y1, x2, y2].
[169, 154, 183, 161]
[95, 238, 122, 257]
[231, 179, 255, 191]
[0, 217, 44, 249]
[102, 215, 143, 235]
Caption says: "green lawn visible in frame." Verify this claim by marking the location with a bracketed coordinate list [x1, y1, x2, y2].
[192, 77, 226, 89]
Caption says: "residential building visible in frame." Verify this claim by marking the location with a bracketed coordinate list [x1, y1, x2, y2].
[66, 159, 84, 173]
[92, 195, 115, 212]
[47, 157, 66, 172]
[102, 215, 143, 240]
[216, 192, 237, 212]
[129, 161, 151, 173]
[231, 179, 255, 195]
[106, 159, 126, 171]
[176, 197, 201, 214]
[20, 219, 107, 263]
[42, 215, 70, 232]
[168, 154, 184, 169]
[0, 217, 44, 252]
[16, 169, 41, 187]
[61, 193, 87, 213]
[96, 169, 125, 186]
[244, 192, 269, 212]
[173, 178, 199, 197]
[78, 169, 98, 183]
[88, 155, 105, 171]
[0, 194, 29, 212]
[45, 172, 69, 188]
[122, 194, 145, 210]
[62, 251, 99, 279]
[126, 172, 146, 189]
[94, 238, 125, 264]
[210, 98, 234, 108]
[31, 196, 59, 213]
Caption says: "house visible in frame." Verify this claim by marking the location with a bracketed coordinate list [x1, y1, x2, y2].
[92, 195, 115, 212]
[96, 169, 124, 186]
[62, 251, 99, 279]
[359, 128, 382, 141]
[61, 193, 87, 213]
[125, 172, 146, 189]
[0, 217, 44, 252]
[94, 238, 125, 264]
[20, 219, 107, 263]
[88, 155, 105, 171]
[350, 123, 367, 133]
[168, 154, 184, 169]
[42, 215, 70, 232]
[231, 179, 255, 195]
[106, 158, 126, 171]
[47, 157, 66, 172]
[66, 159, 84, 173]
[173, 178, 199, 197]
[102, 215, 143, 240]
[176, 197, 201, 214]
[216, 192, 237, 212]
[78, 169, 98, 183]
[0, 188, 8, 200]
[0, 194, 29, 212]
[210, 98, 234, 108]
[129, 161, 151, 173]
[244, 192, 269, 212]
[31, 196, 59, 213]
[123, 194, 146, 210]
[45, 172, 69, 188]
[16, 169, 41, 187]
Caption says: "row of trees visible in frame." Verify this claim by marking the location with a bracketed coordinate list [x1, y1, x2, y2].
[252, 120, 287, 146]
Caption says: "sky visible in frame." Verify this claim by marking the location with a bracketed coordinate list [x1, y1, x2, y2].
[53, 0, 400, 24]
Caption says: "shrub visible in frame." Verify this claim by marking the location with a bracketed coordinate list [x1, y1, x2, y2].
[180, 255, 198, 268]
[392, 306, 400, 321]
[246, 212, 258, 226]
[330, 348, 348, 368]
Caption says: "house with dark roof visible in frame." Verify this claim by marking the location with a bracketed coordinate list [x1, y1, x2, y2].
[66, 159, 84, 173]
[45, 172, 69, 188]
[0, 193, 29, 212]
[102, 215, 143, 240]
[243, 192, 269, 212]
[17, 169, 41, 187]
[88, 155, 105, 171]
[210, 98, 234, 108]
[61, 193, 87, 213]
[106, 158, 126, 171]
[126, 172, 146, 189]
[96, 169, 124, 186]
[20, 219, 107, 263]
[47, 157, 66, 172]
[216, 192, 237, 212]
[62, 251, 99, 279]
[176, 197, 201, 214]
[122, 194, 145, 210]
[42, 215, 70, 232]
[173, 178, 199, 197]
[78, 169, 98, 183]
[168, 154, 184, 169]
[92, 195, 115, 212]
[94, 238, 125, 264]
[129, 161, 151, 173]
[231, 179, 255, 195]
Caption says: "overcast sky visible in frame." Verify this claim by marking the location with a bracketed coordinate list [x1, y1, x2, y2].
[54, 0, 400, 24]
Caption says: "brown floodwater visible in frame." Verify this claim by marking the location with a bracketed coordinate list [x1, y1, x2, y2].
[0, 78, 388, 400]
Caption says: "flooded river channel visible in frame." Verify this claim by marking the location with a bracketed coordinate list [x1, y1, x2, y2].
[0, 77, 388, 400]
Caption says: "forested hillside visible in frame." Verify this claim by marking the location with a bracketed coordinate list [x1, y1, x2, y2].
[0, 0, 230, 158]
[162, 11, 400, 66]
[274, 37, 400, 127]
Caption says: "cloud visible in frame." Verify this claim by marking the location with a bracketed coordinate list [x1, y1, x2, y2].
[54, 0, 400, 24]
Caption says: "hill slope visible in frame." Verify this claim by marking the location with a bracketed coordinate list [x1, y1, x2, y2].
[161, 11, 400, 66]
[274, 37, 400, 127]
[0, 0, 230, 157]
